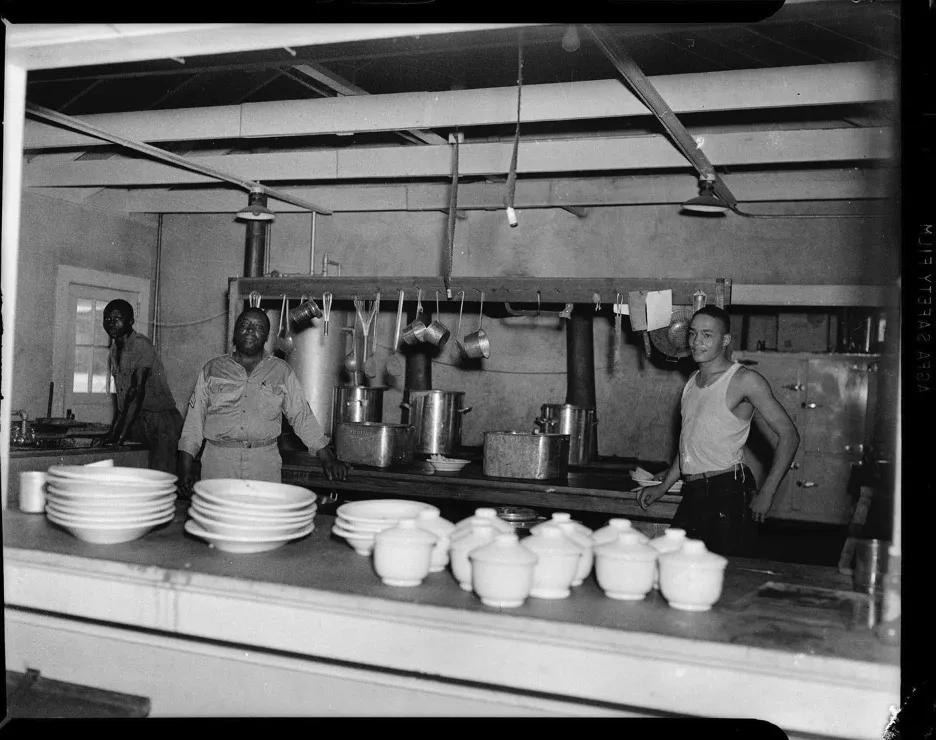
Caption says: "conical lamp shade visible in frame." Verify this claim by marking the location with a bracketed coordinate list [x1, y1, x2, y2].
[681, 181, 728, 215]
[236, 203, 276, 221]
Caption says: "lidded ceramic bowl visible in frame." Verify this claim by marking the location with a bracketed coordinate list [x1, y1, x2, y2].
[451, 507, 513, 542]
[373, 518, 438, 587]
[520, 523, 583, 599]
[649, 527, 687, 589]
[530, 512, 592, 539]
[415, 509, 456, 573]
[592, 518, 650, 546]
[658, 539, 728, 612]
[449, 521, 497, 591]
[594, 531, 659, 600]
[531, 513, 594, 586]
[469, 532, 538, 608]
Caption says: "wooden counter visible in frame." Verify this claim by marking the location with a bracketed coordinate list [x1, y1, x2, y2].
[282, 450, 682, 520]
[2, 506, 897, 735]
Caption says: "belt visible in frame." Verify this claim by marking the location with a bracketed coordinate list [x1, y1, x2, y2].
[208, 439, 278, 449]
[683, 464, 746, 482]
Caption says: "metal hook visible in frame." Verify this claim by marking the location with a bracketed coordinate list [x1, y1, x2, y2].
[536, 291, 541, 316]
[594, 293, 602, 312]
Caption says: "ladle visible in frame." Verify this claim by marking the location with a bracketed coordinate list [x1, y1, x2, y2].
[322, 293, 333, 336]
[386, 290, 405, 377]
[276, 295, 294, 355]
[363, 292, 380, 379]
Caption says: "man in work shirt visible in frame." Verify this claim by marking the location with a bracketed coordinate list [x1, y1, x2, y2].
[177, 307, 348, 497]
[103, 299, 183, 474]
[637, 305, 800, 557]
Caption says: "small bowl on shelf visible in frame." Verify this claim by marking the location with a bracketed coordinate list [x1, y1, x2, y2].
[427, 457, 470, 475]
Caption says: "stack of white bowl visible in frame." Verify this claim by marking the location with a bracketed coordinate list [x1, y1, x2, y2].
[186, 479, 318, 554]
[44, 465, 178, 544]
[332, 499, 440, 555]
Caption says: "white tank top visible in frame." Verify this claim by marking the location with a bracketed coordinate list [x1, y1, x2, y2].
[678, 362, 752, 475]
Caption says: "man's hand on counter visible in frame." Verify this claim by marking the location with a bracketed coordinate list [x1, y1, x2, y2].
[638, 484, 668, 510]
[317, 446, 350, 482]
[176, 451, 197, 499]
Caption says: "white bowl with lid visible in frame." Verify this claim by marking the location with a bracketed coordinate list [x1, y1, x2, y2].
[531, 513, 594, 586]
[658, 539, 728, 611]
[373, 518, 438, 587]
[449, 521, 498, 590]
[649, 527, 687, 589]
[470, 532, 538, 608]
[451, 508, 513, 541]
[520, 523, 583, 599]
[592, 518, 650, 546]
[594, 531, 659, 600]
[414, 509, 456, 572]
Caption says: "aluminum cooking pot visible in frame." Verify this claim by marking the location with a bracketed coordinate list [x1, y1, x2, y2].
[400, 389, 472, 456]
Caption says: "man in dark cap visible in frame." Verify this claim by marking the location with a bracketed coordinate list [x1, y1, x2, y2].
[103, 298, 183, 474]
[177, 307, 348, 497]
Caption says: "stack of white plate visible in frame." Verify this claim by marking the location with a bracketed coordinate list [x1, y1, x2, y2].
[45, 465, 178, 544]
[186, 479, 318, 554]
[332, 499, 440, 555]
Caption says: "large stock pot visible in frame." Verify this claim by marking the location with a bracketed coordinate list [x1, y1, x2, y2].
[400, 389, 472, 456]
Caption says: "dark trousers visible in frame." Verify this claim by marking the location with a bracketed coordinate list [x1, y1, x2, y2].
[131, 408, 184, 475]
[670, 465, 758, 557]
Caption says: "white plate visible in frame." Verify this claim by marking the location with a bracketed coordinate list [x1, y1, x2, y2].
[337, 499, 438, 525]
[45, 494, 177, 511]
[191, 497, 315, 522]
[332, 523, 376, 538]
[46, 502, 176, 521]
[46, 485, 176, 505]
[335, 516, 394, 533]
[46, 479, 178, 495]
[188, 509, 313, 537]
[193, 479, 316, 510]
[330, 526, 376, 554]
[48, 465, 177, 484]
[46, 507, 176, 527]
[428, 458, 470, 472]
[46, 511, 174, 544]
[185, 519, 314, 554]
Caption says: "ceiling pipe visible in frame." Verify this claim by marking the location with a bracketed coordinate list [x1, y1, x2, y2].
[25, 103, 333, 216]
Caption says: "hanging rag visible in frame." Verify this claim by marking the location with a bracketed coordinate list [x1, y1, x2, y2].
[503, 30, 524, 227]
[445, 134, 460, 297]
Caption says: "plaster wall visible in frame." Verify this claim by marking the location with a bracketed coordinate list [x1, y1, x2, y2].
[156, 202, 896, 460]
[11, 191, 157, 420]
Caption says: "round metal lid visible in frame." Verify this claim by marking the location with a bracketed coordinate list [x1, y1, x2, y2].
[495, 506, 540, 522]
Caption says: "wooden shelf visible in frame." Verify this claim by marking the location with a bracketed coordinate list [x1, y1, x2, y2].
[229, 276, 731, 307]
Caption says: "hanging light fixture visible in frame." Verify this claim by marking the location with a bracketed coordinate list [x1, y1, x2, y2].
[236, 187, 276, 222]
[681, 174, 728, 215]
[561, 25, 581, 53]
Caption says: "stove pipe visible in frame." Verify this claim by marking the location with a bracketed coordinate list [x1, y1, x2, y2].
[243, 190, 270, 278]
[565, 309, 596, 408]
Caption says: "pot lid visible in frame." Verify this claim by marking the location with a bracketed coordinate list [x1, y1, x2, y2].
[469, 532, 537, 564]
[375, 517, 438, 546]
[593, 518, 650, 545]
[594, 531, 658, 561]
[523, 522, 584, 555]
[659, 539, 727, 569]
[495, 506, 540, 522]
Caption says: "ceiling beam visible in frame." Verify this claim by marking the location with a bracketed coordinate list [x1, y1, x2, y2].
[25, 128, 896, 188]
[290, 61, 447, 146]
[62, 168, 894, 214]
[6, 23, 541, 70]
[22, 62, 895, 150]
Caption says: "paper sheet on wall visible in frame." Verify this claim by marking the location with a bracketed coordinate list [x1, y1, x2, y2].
[646, 289, 673, 331]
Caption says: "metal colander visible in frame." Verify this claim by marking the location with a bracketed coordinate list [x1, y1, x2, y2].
[649, 307, 695, 359]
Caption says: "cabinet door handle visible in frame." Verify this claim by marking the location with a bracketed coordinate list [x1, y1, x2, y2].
[845, 444, 864, 453]
[782, 384, 804, 391]
[801, 402, 820, 409]
[796, 481, 818, 488]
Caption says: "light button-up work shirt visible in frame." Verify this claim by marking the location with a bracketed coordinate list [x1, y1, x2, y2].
[178, 353, 328, 458]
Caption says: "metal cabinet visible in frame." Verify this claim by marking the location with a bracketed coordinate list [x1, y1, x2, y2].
[732, 351, 879, 525]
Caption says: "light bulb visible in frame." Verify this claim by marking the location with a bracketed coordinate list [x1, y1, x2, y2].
[562, 25, 580, 53]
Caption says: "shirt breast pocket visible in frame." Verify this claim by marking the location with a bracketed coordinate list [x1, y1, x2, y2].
[258, 383, 285, 421]
[207, 378, 241, 412]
